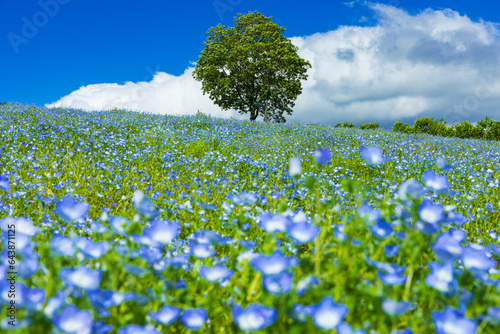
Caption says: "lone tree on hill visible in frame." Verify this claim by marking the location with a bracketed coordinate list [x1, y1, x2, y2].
[192, 11, 311, 123]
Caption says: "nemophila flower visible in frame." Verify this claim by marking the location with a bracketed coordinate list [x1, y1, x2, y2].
[290, 304, 316, 323]
[53, 305, 93, 334]
[109, 216, 130, 235]
[193, 230, 233, 245]
[484, 202, 496, 213]
[422, 170, 448, 192]
[287, 222, 320, 244]
[132, 190, 160, 219]
[180, 308, 207, 331]
[240, 239, 257, 249]
[54, 196, 89, 222]
[250, 251, 298, 276]
[366, 258, 407, 285]
[259, 212, 291, 233]
[382, 299, 414, 316]
[384, 244, 400, 257]
[485, 306, 500, 325]
[199, 265, 234, 283]
[93, 320, 113, 334]
[436, 157, 452, 172]
[333, 223, 348, 242]
[296, 275, 319, 296]
[490, 243, 500, 257]
[432, 307, 477, 334]
[369, 219, 393, 239]
[75, 238, 108, 259]
[141, 220, 180, 247]
[398, 179, 425, 201]
[461, 245, 496, 272]
[432, 232, 463, 263]
[197, 201, 217, 211]
[60, 265, 101, 291]
[312, 296, 348, 330]
[232, 303, 277, 331]
[418, 200, 445, 224]
[149, 305, 181, 326]
[44, 291, 66, 318]
[425, 262, 457, 294]
[263, 272, 293, 294]
[358, 202, 381, 223]
[314, 148, 331, 166]
[187, 241, 215, 259]
[117, 324, 160, 334]
[0, 175, 10, 191]
[289, 157, 302, 178]
[359, 145, 386, 166]
[50, 235, 76, 257]
[88, 290, 134, 310]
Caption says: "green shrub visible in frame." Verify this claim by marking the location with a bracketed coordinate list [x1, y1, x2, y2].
[453, 120, 475, 139]
[359, 122, 379, 130]
[392, 121, 412, 134]
[334, 122, 355, 128]
[412, 117, 448, 136]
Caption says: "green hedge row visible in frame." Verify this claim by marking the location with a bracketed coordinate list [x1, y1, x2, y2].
[392, 116, 500, 141]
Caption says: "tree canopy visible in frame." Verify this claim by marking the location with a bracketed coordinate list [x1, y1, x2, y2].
[192, 11, 311, 123]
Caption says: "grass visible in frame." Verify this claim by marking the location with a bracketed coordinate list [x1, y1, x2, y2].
[0, 102, 499, 333]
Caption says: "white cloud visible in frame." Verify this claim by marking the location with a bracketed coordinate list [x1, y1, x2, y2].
[47, 4, 500, 127]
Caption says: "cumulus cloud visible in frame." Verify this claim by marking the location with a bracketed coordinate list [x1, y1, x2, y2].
[47, 3, 500, 127]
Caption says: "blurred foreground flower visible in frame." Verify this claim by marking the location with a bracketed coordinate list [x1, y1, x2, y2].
[312, 296, 348, 330]
[360, 146, 386, 166]
[54, 196, 89, 222]
[232, 303, 277, 331]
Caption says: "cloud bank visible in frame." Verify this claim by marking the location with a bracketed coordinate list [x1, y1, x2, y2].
[47, 4, 500, 127]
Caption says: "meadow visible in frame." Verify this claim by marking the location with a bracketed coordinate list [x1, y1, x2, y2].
[0, 102, 499, 333]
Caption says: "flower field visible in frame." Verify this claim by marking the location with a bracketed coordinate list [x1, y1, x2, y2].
[0, 103, 499, 333]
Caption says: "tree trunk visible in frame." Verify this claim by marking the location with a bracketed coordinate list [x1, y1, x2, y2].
[264, 101, 268, 122]
[250, 106, 258, 121]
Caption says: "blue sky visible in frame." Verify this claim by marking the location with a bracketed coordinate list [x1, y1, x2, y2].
[1, 0, 500, 126]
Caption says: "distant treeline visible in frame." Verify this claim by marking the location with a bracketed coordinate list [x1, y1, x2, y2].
[335, 116, 500, 141]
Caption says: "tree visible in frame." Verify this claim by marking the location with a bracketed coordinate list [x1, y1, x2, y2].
[192, 11, 311, 123]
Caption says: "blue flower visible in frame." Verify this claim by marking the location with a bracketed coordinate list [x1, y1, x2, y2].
[180, 308, 207, 331]
[187, 242, 215, 259]
[383, 244, 400, 257]
[485, 306, 500, 325]
[132, 190, 160, 219]
[60, 265, 101, 291]
[0, 175, 10, 191]
[432, 307, 477, 334]
[250, 251, 298, 276]
[432, 232, 463, 263]
[382, 299, 414, 316]
[312, 296, 348, 330]
[199, 265, 234, 283]
[149, 305, 181, 326]
[287, 222, 320, 244]
[54, 196, 89, 222]
[109, 216, 130, 235]
[398, 179, 425, 201]
[262, 272, 293, 294]
[53, 305, 93, 334]
[232, 303, 277, 331]
[289, 157, 302, 178]
[75, 237, 108, 259]
[425, 262, 457, 294]
[366, 258, 407, 285]
[296, 275, 319, 296]
[422, 170, 448, 192]
[461, 245, 496, 272]
[44, 291, 66, 318]
[357, 202, 381, 223]
[360, 146, 386, 166]
[418, 200, 445, 224]
[117, 325, 161, 334]
[436, 158, 452, 172]
[259, 212, 291, 233]
[142, 220, 180, 247]
[314, 148, 331, 166]
[369, 220, 393, 239]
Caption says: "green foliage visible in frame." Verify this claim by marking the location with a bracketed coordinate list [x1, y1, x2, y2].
[391, 116, 500, 141]
[192, 11, 311, 123]
[358, 122, 379, 130]
[0, 102, 7, 106]
[392, 121, 413, 134]
[334, 122, 355, 128]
